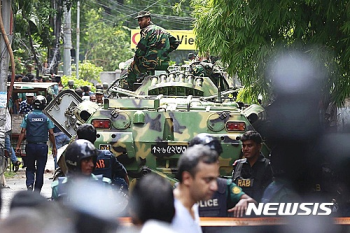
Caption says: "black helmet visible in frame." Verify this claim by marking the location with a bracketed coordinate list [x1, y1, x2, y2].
[188, 133, 223, 155]
[32, 95, 47, 110]
[65, 139, 97, 173]
[68, 80, 74, 86]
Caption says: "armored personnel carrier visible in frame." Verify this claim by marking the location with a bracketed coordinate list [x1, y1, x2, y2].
[44, 64, 267, 184]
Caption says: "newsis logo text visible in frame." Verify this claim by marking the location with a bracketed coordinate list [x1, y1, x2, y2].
[246, 203, 334, 216]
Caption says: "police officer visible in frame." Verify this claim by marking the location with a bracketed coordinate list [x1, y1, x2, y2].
[232, 130, 273, 202]
[76, 124, 129, 192]
[51, 139, 111, 200]
[15, 95, 57, 192]
[189, 134, 256, 219]
[125, 11, 180, 89]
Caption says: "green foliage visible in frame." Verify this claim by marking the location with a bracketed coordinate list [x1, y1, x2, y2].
[71, 61, 102, 82]
[75, 7, 134, 71]
[61, 75, 96, 92]
[191, 0, 350, 106]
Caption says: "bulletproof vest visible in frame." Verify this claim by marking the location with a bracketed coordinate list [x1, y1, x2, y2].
[93, 150, 113, 180]
[26, 112, 48, 142]
[56, 175, 104, 200]
[232, 158, 270, 201]
[198, 178, 228, 217]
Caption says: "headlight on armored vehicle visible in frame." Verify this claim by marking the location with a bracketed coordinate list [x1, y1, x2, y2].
[225, 121, 246, 131]
[92, 119, 111, 129]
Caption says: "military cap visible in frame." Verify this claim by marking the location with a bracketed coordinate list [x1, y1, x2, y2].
[135, 11, 151, 19]
[96, 88, 104, 95]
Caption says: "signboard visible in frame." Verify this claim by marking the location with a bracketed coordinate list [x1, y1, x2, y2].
[131, 29, 196, 50]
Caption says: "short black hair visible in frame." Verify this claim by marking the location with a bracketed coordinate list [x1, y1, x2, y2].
[75, 88, 83, 98]
[240, 130, 262, 144]
[10, 191, 48, 211]
[77, 124, 97, 144]
[129, 173, 175, 224]
[176, 144, 218, 182]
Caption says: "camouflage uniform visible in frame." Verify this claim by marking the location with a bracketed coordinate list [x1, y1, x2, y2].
[127, 23, 180, 88]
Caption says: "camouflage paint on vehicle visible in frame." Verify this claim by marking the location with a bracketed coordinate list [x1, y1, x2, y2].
[44, 64, 268, 185]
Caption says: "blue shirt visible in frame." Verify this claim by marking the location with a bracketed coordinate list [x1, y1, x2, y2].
[19, 100, 33, 114]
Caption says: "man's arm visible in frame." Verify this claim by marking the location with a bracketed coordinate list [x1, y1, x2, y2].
[15, 128, 26, 153]
[228, 194, 257, 217]
[49, 128, 57, 157]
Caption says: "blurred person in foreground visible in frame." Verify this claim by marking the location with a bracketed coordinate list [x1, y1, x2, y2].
[171, 145, 219, 233]
[129, 173, 177, 233]
[189, 134, 256, 219]
[0, 191, 74, 233]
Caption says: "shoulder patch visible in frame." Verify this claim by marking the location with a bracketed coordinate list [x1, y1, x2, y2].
[232, 186, 241, 194]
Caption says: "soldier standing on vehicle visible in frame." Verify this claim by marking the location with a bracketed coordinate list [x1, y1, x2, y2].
[125, 11, 180, 89]
[171, 145, 219, 233]
[15, 95, 57, 192]
[189, 134, 257, 219]
[232, 130, 273, 202]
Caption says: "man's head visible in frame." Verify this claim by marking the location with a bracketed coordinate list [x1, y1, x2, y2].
[135, 11, 151, 29]
[77, 124, 97, 144]
[32, 95, 47, 110]
[176, 144, 219, 201]
[75, 88, 83, 98]
[82, 86, 90, 93]
[240, 130, 262, 160]
[68, 80, 74, 88]
[188, 133, 223, 155]
[65, 139, 97, 175]
[25, 93, 35, 104]
[129, 173, 175, 225]
[95, 89, 104, 103]
[90, 95, 97, 102]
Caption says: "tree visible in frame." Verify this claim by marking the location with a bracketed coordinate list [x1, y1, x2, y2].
[190, 0, 350, 106]
[77, 8, 133, 70]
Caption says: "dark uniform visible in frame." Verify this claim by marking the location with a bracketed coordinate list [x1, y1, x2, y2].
[232, 154, 273, 202]
[199, 178, 244, 217]
[51, 174, 110, 200]
[93, 150, 128, 191]
[20, 109, 55, 191]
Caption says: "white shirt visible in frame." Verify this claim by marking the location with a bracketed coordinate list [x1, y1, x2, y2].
[141, 220, 178, 233]
[171, 198, 202, 233]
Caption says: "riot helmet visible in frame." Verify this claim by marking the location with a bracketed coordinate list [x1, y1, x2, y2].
[32, 95, 47, 110]
[188, 133, 223, 155]
[65, 139, 97, 174]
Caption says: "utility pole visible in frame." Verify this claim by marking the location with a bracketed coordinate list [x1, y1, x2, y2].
[63, 4, 72, 76]
[0, 0, 12, 181]
[0, 0, 11, 95]
[76, 1, 80, 79]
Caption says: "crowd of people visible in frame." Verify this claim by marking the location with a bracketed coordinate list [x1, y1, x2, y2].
[0, 9, 345, 233]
